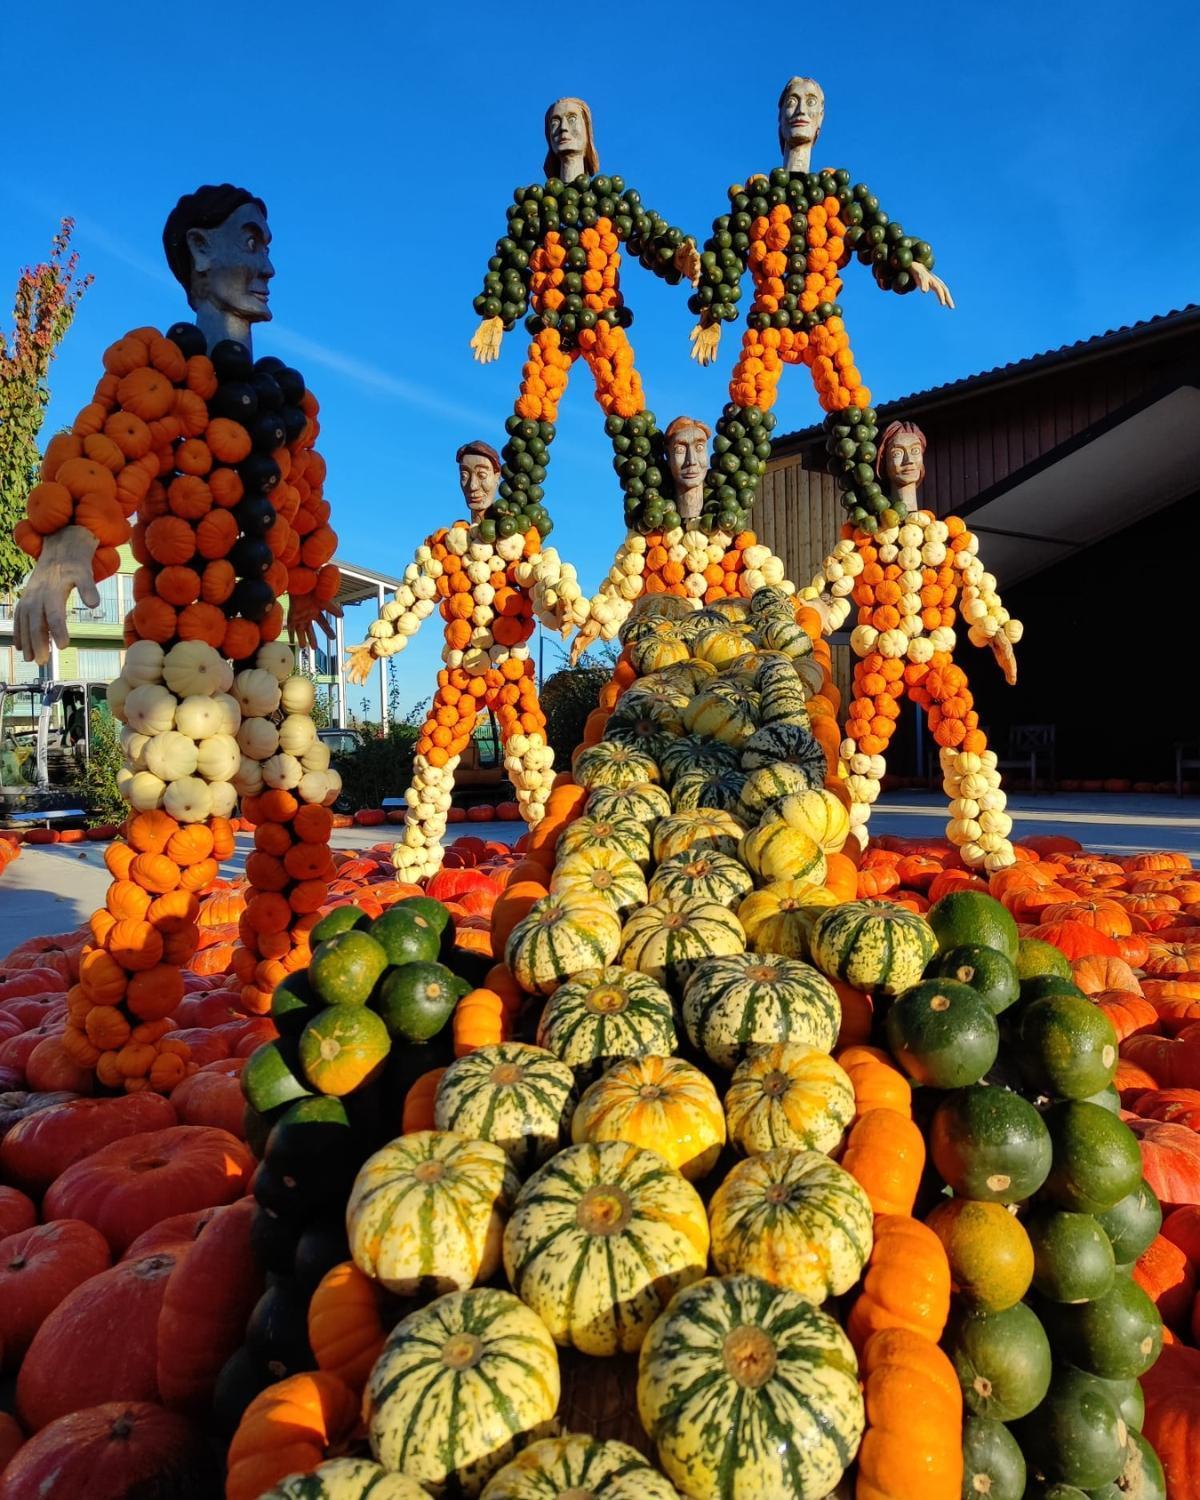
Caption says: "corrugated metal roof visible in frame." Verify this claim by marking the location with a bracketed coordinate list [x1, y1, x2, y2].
[774, 304, 1200, 450]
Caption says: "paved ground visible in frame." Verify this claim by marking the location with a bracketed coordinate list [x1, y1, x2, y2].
[4, 793, 1200, 955]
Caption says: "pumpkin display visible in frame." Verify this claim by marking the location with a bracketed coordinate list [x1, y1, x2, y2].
[226, 1372, 360, 1500]
[257, 1459, 428, 1499]
[549, 846, 649, 915]
[637, 1273, 864, 1500]
[724, 1043, 855, 1155]
[479, 1433, 681, 1500]
[535, 966, 676, 1076]
[364, 1287, 560, 1495]
[682, 953, 840, 1069]
[502, 1141, 709, 1354]
[571, 1055, 726, 1180]
[0, 1091, 177, 1193]
[347, 1131, 518, 1295]
[0, 1219, 112, 1369]
[708, 1147, 872, 1302]
[308, 1260, 392, 1395]
[925, 1197, 1035, 1312]
[433, 1043, 576, 1173]
[619, 898, 745, 988]
[506, 894, 622, 996]
[809, 900, 937, 997]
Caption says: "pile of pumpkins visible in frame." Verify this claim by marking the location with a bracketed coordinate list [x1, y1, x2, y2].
[215, 587, 1170, 1500]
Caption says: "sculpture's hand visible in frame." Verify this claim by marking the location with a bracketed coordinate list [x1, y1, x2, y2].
[911, 262, 955, 309]
[12, 526, 99, 666]
[991, 633, 1018, 687]
[288, 596, 343, 654]
[470, 316, 504, 364]
[675, 239, 702, 288]
[345, 643, 377, 687]
[689, 321, 721, 367]
[570, 618, 603, 667]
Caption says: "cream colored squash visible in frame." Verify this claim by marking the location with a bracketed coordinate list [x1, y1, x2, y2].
[143, 730, 199, 782]
[238, 718, 279, 761]
[120, 726, 149, 769]
[163, 640, 226, 698]
[127, 770, 166, 811]
[120, 640, 165, 687]
[211, 693, 242, 736]
[123, 684, 177, 736]
[174, 695, 225, 741]
[300, 739, 332, 772]
[299, 769, 332, 805]
[234, 756, 265, 797]
[278, 714, 317, 757]
[106, 677, 129, 720]
[207, 780, 238, 819]
[262, 752, 304, 790]
[233, 668, 282, 717]
[163, 775, 213, 823]
[281, 674, 317, 715]
[195, 733, 241, 782]
[256, 642, 295, 682]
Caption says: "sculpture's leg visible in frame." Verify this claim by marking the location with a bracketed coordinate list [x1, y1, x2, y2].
[392, 675, 477, 882]
[837, 653, 903, 852]
[492, 658, 550, 828]
[794, 321, 888, 526]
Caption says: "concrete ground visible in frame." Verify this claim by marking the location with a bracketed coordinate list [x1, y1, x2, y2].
[3, 792, 1200, 955]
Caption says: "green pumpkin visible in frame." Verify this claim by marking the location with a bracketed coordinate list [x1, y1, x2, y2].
[1089, 1431, 1165, 1500]
[961, 1416, 1027, 1500]
[1009, 1367, 1130, 1491]
[535, 966, 677, 1075]
[637, 1273, 864, 1500]
[585, 782, 672, 825]
[649, 849, 754, 906]
[556, 815, 653, 870]
[946, 1301, 1053, 1421]
[929, 1085, 1053, 1204]
[883, 978, 1000, 1088]
[927, 944, 1019, 1015]
[433, 1043, 576, 1174]
[670, 765, 749, 814]
[1018, 995, 1119, 1100]
[809, 900, 937, 997]
[479, 1435, 681, 1500]
[1042, 1102, 1143, 1215]
[739, 721, 827, 784]
[682, 952, 840, 1070]
[308, 929, 390, 1006]
[1025, 1207, 1116, 1303]
[364, 1288, 560, 1496]
[1036, 1275, 1163, 1380]
[1095, 1180, 1162, 1266]
[573, 742, 661, 791]
[619, 897, 746, 989]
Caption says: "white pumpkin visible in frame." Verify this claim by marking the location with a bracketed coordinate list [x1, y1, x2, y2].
[116, 766, 134, 801]
[237, 719, 279, 761]
[127, 770, 166, 811]
[106, 677, 129, 720]
[277, 714, 316, 757]
[256, 642, 295, 682]
[262, 752, 303, 790]
[120, 726, 150, 769]
[123, 684, 177, 737]
[298, 769, 331, 804]
[196, 733, 241, 783]
[280, 675, 316, 715]
[175, 696, 225, 741]
[163, 776, 213, 823]
[207, 780, 238, 819]
[323, 768, 343, 806]
[121, 640, 165, 687]
[233, 669, 281, 717]
[234, 756, 264, 797]
[143, 731, 199, 782]
[211, 693, 242, 737]
[300, 739, 331, 772]
[162, 641, 226, 698]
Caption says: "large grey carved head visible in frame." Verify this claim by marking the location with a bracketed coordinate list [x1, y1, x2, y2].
[456, 440, 502, 517]
[777, 77, 826, 154]
[543, 97, 599, 178]
[163, 184, 274, 326]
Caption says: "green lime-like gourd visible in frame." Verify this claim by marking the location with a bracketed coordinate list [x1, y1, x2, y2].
[395, 895, 454, 940]
[924, 1198, 1033, 1312]
[930, 1085, 1052, 1204]
[375, 961, 470, 1042]
[370, 906, 443, 966]
[1036, 1275, 1163, 1380]
[241, 1037, 312, 1114]
[961, 1415, 1026, 1500]
[310, 905, 369, 943]
[1016, 937, 1073, 983]
[926, 890, 1019, 963]
[1095, 1180, 1162, 1267]
[947, 1301, 1052, 1421]
[1010, 1366, 1130, 1491]
[1066, 1371, 1144, 1434]
[928, 944, 1019, 1015]
[299, 1004, 391, 1097]
[1025, 1207, 1116, 1302]
[308, 929, 390, 1006]
[1018, 975, 1086, 1009]
[270, 971, 317, 1036]
[1019, 995, 1118, 1100]
[1043, 1102, 1143, 1215]
[1088, 1430, 1166, 1500]
[884, 979, 999, 1088]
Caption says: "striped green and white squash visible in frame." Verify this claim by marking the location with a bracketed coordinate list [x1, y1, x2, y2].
[651, 809, 745, 864]
[793, 658, 825, 699]
[753, 666, 809, 726]
[365, 1287, 560, 1496]
[739, 819, 828, 886]
[636, 1273, 864, 1500]
[479, 1435, 682, 1500]
[690, 626, 751, 667]
[620, 593, 698, 638]
[740, 721, 827, 783]
[536, 966, 677, 1075]
[756, 615, 813, 660]
[347, 1130, 519, 1294]
[648, 849, 754, 907]
[681, 690, 758, 748]
[600, 720, 680, 768]
[556, 815, 653, 871]
[809, 899, 937, 998]
[573, 742, 661, 791]
[571, 1054, 726, 1181]
[502, 1141, 709, 1355]
[604, 695, 686, 756]
[739, 764, 823, 824]
[613, 684, 689, 719]
[724, 1043, 855, 1156]
[629, 634, 691, 676]
[748, 585, 796, 621]
[433, 1044, 576, 1174]
[640, 660, 716, 697]
[669, 765, 748, 815]
[681, 953, 840, 1070]
[506, 893, 622, 995]
[259, 1460, 427, 1500]
[658, 737, 742, 787]
[550, 846, 649, 916]
[620, 898, 746, 988]
[707, 1149, 874, 1302]
[586, 781, 672, 826]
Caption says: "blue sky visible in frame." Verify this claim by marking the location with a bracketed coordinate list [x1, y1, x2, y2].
[4, 1, 1198, 717]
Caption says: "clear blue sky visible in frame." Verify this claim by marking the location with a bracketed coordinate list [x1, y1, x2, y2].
[4, 1, 1197, 718]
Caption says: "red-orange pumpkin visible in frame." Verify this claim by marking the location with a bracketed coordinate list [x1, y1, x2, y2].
[121, 1207, 222, 1262]
[169, 1058, 245, 1136]
[0, 1220, 111, 1369]
[1137, 1090, 1200, 1131]
[1093, 991, 1159, 1042]
[0, 1185, 37, 1240]
[1133, 1234, 1197, 1329]
[0, 1092, 176, 1193]
[1127, 1118, 1200, 1212]
[1141, 1339, 1200, 1500]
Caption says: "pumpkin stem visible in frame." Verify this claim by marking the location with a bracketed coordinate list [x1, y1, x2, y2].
[441, 1332, 484, 1371]
[722, 1325, 777, 1389]
[576, 1185, 633, 1236]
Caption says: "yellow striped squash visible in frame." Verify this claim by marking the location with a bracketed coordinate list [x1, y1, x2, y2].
[502, 1141, 709, 1355]
[433, 1044, 576, 1175]
[756, 615, 814, 660]
[573, 742, 661, 790]
[682, 952, 840, 1070]
[778, 788, 851, 853]
[619, 898, 746, 989]
[505, 893, 622, 996]
[636, 1273, 864, 1500]
[629, 634, 691, 675]
[258, 1459, 427, 1499]
[571, 1055, 726, 1181]
[690, 626, 751, 667]
[739, 763, 822, 823]
[479, 1435, 682, 1500]
[535, 966, 677, 1075]
[724, 1043, 855, 1156]
[681, 690, 759, 748]
[347, 1130, 518, 1295]
[809, 899, 937, 997]
[365, 1287, 559, 1495]
[739, 819, 827, 886]
[651, 809, 745, 864]
[736, 880, 839, 959]
[550, 846, 649, 915]
[707, 1149, 873, 1302]
[585, 781, 672, 825]
[648, 849, 754, 906]
[555, 815, 653, 870]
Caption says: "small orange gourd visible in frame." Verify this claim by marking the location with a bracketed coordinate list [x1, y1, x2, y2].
[847, 1214, 951, 1355]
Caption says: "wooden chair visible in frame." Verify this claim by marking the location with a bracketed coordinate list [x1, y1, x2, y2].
[996, 724, 1056, 791]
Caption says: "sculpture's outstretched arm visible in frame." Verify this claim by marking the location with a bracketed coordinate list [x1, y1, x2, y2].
[950, 521, 1022, 685]
[343, 539, 442, 684]
[12, 527, 101, 666]
[470, 190, 539, 362]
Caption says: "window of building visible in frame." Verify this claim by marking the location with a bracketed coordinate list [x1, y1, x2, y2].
[76, 648, 121, 681]
[69, 573, 122, 626]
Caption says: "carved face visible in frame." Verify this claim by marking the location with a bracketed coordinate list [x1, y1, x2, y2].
[546, 98, 587, 167]
[779, 77, 825, 150]
[885, 433, 926, 488]
[185, 204, 274, 323]
[667, 422, 710, 493]
[459, 452, 499, 517]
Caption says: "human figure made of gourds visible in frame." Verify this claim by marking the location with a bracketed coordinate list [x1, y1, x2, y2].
[687, 75, 954, 535]
[345, 441, 574, 881]
[10, 184, 346, 1087]
[802, 419, 1024, 871]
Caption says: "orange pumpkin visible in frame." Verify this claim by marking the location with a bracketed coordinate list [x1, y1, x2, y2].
[129, 852, 181, 895]
[127, 811, 179, 855]
[836, 1047, 912, 1120]
[224, 1371, 359, 1500]
[841, 1107, 925, 1215]
[308, 1261, 392, 1395]
[847, 1214, 951, 1354]
[856, 1328, 963, 1500]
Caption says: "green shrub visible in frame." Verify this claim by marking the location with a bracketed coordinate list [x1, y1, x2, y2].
[79, 707, 125, 827]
